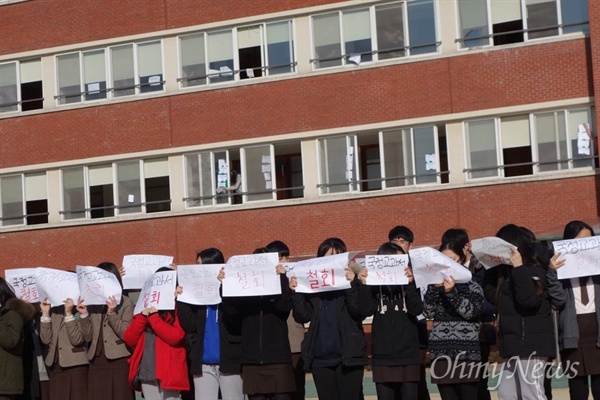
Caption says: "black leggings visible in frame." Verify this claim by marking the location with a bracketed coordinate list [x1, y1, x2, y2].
[437, 382, 479, 400]
[311, 365, 363, 400]
[375, 381, 418, 400]
[568, 374, 600, 400]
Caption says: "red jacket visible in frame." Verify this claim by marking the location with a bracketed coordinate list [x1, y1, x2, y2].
[124, 312, 189, 392]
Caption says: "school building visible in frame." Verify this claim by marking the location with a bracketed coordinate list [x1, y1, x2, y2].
[0, 0, 598, 271]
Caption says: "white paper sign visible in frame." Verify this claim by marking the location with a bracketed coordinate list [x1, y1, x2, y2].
[425, 154, 438, 171]
[552, 237, 600, 279]
[177, 264, 223, 305]
[35, 268, 80, 307]
[577, 124, 591, 156]
[408, 247, 472, 288]
[76, 266, 123, 306]
[222, 253, 281, 297]
[122, 254, 174, 289]
[5, 268, 40, 302]
[289, 252, 351, 293]
[349, 54, 362, 65]
[365, 254, 410, 285]
[471, 237, 517, 269]
[134, 270, 177, 315]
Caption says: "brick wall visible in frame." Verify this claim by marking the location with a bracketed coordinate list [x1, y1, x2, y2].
[0, 0, 344, 55]
[0, 39, 592, 168]
[1, 175, 597, 274]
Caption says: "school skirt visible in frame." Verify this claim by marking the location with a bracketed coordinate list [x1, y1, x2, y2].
[87, 353, 134, 400]
[561, 312, 600, 376]
[242, 363, 296, 395]
[47, 363, 88, 400]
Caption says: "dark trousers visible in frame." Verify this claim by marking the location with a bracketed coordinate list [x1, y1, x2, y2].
[478, 342, 492, 400]
[437, 382, 478, 400]
[249, 395, 291, 400]
[375, 381, 418, 400]
[311, 365, 363, 400]
[568, 374, 600, 400]
[290, 353, 305, 400]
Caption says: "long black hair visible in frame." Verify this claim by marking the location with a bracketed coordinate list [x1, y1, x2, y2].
[317, 238, 347, 257]
[563, 220, 595, 240]
[0, 277, 16, 307]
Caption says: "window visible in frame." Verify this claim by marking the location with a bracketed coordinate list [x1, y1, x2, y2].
[0, 59, 43, 113]
[465, 108, 595, 179]
[0, 173, 48, 226]
[312, 1, 437, 69]
[56, 41, 163, 104]
[318, 126, 447, 194]
[178, 20, 295, 87]
[457, 0, 588, 48]
[61, 158, 170, 220]
[185, 142, 303, 207]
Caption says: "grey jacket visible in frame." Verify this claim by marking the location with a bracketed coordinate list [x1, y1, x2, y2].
[556, 274, 600, 350]
[40, 312, 88, 368]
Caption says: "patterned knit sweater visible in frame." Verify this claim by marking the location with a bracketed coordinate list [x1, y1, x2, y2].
[423, 280, 484, 362]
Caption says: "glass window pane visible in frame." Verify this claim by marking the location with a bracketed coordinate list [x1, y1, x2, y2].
[20, 59, 43, 112]
[407, 0, 437, 55]
[89, 164, 114, 219]
[319, 136, 352, 194]
[62, 167, 86, 220]
[25, 172, 47, 225]
[501, 115, 532, 177]
[562, 0, 588, 34]
[57, 53, 81, 104]
[569, 109, 594, 168]
[535, 112, 567, 171]
[467, 120, 498, 179]
[214, 152, 230, 205]
[117, 161, 141, 214]
[83, 50, 107, 101]
[382, 129, 414, 187]
[1, 175, 23, 226]
[267, 20, 294, 75]
[244, 146, 273, 202]
[138, 41, 163, 93]
[111, 45, 135, 97]
[343, 9, 372, 63]
[180, 34, 207, 87]
[376, 3, 405, 60]
[144, 158, 170, 213]
[238, 25, 263, 79]
[0, 63, 18, 113]
[207, 30, 234, 84]
[526, 0, 558, 39]
[313, 13, 342, 69]
[413, 127, 437, 184]
[458, 0, 489, 47]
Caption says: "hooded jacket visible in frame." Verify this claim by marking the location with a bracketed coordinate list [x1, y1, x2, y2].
[0, 298, 36, 395]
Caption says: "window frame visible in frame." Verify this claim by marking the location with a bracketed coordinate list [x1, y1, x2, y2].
[0, 59, 43, 113]
[0, 172, 49, 226]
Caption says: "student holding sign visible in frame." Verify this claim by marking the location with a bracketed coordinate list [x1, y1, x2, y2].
[176, 248, 243, 400]
[39, 291, 90, 400]
[220, 247, 295, 400]
[0, 277, 36, 400]
[553, 221, 600, 399]
[79, 262, 134, 400]
[423, 238, 484, 400]
[124, 267, 188, 400]
[357, 242, 423, 400]
[483, 224, 556, 400]
[290, 238, 369, 400]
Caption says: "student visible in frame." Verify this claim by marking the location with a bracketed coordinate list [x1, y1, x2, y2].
[39, 294, 89, 400]
[290, 238, 368, 400]
[440, 228, 496, 400]
[220, 247, 295, 400]
[423, 239, 484, 400]
[124, 267, 188, 400]
[553, 220, 600, 400]
[266, 240, 306, 400]
[0, 277, 36, 400]
[79, 262, 134, 400]
[388, 225, 431, 400]
[177, 248, 243, 400]
[483, 224, 555, 400]
[358, 242, 422, 400]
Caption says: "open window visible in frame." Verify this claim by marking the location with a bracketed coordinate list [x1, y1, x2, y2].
[274, 142, 303, 200]
[89, 164, 114, 219]
[242, 145, 274, 202]
[144, 158, 171, 213]
[500, 115, 532, 177]
[238, 25, 263, 79]
[25, 173, 48, 225]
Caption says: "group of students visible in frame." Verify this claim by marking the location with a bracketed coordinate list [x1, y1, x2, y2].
[0, 220, 599, 400]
